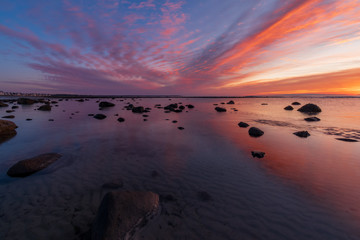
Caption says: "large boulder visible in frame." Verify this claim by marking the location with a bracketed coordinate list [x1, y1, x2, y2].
[297, 103, 321, 114]
[38, 104, 51, 111]
[17, 98, 36, 105]
[7, 153, 62, 177]
[99, 102, 115, 108]
[91, 191, 160, 240]
[248, 127, 264, 137]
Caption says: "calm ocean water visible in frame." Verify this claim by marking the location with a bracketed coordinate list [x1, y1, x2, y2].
[0, 97, 360, 239]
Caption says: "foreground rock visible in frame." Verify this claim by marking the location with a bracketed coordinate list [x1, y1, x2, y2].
[248, 127, 264, 137]
[7, 153, 62, 177]
[215, 107, 226, 112]
[284, 105, 294, 110]
[91, 191, 160, 240]
[38, 104, 51, 111]
[297, 103, 321, 114]
[238, 122, 249, 128]
[0, 120, 17, 142]
[99, 102, 115, 108]
[293, 131, 310, 138]
[251, 151, 265, 158]
[304, 117, 320, 122]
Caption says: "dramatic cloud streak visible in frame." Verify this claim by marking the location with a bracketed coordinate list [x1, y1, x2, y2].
[0, 0, 359, 95]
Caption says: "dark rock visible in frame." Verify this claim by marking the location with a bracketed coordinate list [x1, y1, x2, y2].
[51, 101, 58, 104]
[0, 119, 17, 139]
[38, 104, 51, 111]
[292, 102, 301, 105]
[238, 122, 249, 128]
[17, 98, 36, 105]
[132, 106, 145, 113]
[197, 191, 212, 202]
[0, 102, 9, 107]
[48, 119, 54, 122]
[284, 105, 294, 110]
[2, 115, 15, 119]
[76, 99, 85, 102]
[91, 191, 160, 240]
[117, 117, 125, 122]
[99, 101, 115, 108]
[335, 138, 358, 142]
[186, 104, 194, 109]
[251, 151, 265, 158]
[142, 114, 149, 117]
[304, 117, 320, 122]
[293, 131, 310, 138]
[297, 103, 322, 114]
[88, 114, 94, 116]
[179, 105, 185, 110]
[143, 119, 148, 121]
[7, 153, 62, 177]
[172, 120, 177, 123]
[215, 107, 226, 112]
[26, 118, 32, 121]
[178, 127, 184, 130]
[11, 106, 19, 109]
[227, 100, 235, 104]
[94, 114, 107, 120]
[248, 127, 264, 137]
[6, 110, 14, 113]
[261, 103, 268, 105]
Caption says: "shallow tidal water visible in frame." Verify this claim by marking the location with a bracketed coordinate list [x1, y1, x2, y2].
[0, 97, 360, 240]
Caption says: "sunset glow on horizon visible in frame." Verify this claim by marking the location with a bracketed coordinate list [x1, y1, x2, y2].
[0, 0, 359, 95]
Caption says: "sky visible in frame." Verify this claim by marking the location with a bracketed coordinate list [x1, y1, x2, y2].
[0, 0, 359, 96]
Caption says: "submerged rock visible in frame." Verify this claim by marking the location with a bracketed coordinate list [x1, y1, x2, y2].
[2, 115, 15, 119]
[335, 138, 358, 142]
[251, 151, 265, 158]
[91, 191, 159, 240]
[117, 117, 125, 122]
[132, 106, 145, 113]
[293, 131, 310, 138]
[7, 153, 62, 177]
[17, 98, 36, 105]
[297, 103, 322, 114]
[248, 127, 264, 137]
[94, 114, 107, 120]
[38, 104, 51, 111]
[215, 107, 226, 112]
[284, 105, 294, 110]
[238, 122, 249, 128]
[99, 101, 115, 108]
[178, 127, 184, 130]
[304, 117, 321, 122]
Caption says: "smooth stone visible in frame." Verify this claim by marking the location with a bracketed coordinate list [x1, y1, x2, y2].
[117, 117, 125, 122]
[178, 127, 184, 130]
[293, 131, 310, 138]
[186, 104, 194, 109]
[335, 138, 358, 142]
[251, 151, 265, 158]
[297, 103, 322, 113]
[91, 191, 159, 240]
[0, 119, 17, 138]
[7, 153, 62, 177]
[292, 102, 301, 105]
[238, 122, 249, 128]
[248, 127, 264, 137]
[284, 105, 294, 110]
[38, 104, 51, 111]
[99, 101, 115, 108]
[215, 107, 226, 112]
[304, 117, 320, 122]
[94, 114, 107, 120]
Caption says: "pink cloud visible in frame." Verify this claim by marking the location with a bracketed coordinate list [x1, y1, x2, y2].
[128, 0, 155, 9]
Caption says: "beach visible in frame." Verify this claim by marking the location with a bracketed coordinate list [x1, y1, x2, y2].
[1, 97, 360, 240]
